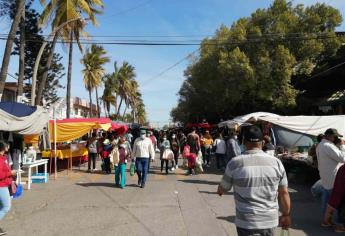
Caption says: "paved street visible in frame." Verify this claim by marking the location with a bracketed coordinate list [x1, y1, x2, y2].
[2, 155, 340, 236]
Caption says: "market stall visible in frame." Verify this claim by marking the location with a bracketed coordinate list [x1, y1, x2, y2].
[45, 118, 128, 175]
[218, 112, 345, 182]
[0, 102, 50, 189]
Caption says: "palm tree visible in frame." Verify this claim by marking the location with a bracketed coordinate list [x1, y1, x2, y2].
[101, 73, 118, 117]
[81, 44, 109, 117]
[38, 0, 104, 116]
[116, 61, 136, 117]
[0, 0, 25, 100]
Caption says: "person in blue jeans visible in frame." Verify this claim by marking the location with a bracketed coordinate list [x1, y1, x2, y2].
[0, 141, 15, 235]
[132, 130, 155, 188]
[115, 138, 130, 188]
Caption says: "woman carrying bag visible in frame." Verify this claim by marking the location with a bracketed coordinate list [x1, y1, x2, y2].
[0, 141, 16, 235]
[160, 136, 175, 174]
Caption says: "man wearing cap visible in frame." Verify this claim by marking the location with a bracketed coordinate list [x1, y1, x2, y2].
[132, 129, 155, 188]
[316, 128, 345, 224]
[217, 126, 291, 236]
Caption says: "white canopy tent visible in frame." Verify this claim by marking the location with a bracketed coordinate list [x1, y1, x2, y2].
[218, 112, 280, 128]
[259, 115, 345, 137]
[0, 105, 49, 135]
[218, 112, 345, 137]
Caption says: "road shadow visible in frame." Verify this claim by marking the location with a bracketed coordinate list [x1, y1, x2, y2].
[217, 215, 236, 223]
[76, 182, 116, 188]
[178, 179, 220, 185]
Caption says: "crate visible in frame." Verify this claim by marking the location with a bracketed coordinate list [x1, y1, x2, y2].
[31, 173, 49, 183]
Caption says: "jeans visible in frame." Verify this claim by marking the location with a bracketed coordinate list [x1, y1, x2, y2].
[215, 153, 226, 169]
[320, 187, 340, 223]
[115, 163, 127, 188]
[88, 153, 97, 170]
[135, 158, 149, 186]
[202, 146, 211, 164]
[0, 187, 11, 220]
[236, 227, 275, 236]
[103, 158, 111, 173]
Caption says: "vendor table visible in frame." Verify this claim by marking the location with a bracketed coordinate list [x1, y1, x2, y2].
[42, 147, 88, 174]
[21, 159, 48, 190]
[41, 147, 88, 160]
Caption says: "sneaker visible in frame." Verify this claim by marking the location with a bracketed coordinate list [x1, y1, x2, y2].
[0, 228, 7, 235]
[176, 165, 179, 169]
[141, 183, 145, 188]
[171, 167, 175, 171]
[138, 179, 142, 186]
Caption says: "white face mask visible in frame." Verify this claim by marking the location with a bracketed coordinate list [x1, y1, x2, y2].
[141, 134, 146, 139]
[233, 135, 238, 139]
[163, 138, 167, 141]
[172, 135, 176, 139]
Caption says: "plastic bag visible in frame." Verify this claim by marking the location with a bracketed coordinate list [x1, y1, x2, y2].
[13, 184, 23, 199]
[195, 151, 204, 174]
[130, 162, 136, 176]
[280, 229, 290, 236]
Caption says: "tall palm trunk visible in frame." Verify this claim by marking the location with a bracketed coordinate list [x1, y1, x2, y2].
[0, 0, 25, 100]
[88, 89, 93, 118]
[95, 87, 100, 118]
[66, 31, 73, 118]
[35, 34, 58, 105]
[117, 97, 123, 117]
[17, 9, 25, 102]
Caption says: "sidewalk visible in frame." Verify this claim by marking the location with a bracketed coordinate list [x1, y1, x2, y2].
[2, 156, 339, 236]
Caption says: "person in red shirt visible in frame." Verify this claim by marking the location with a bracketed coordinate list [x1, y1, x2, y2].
[324, 163, 345, 233]
[0, 141, 16, 235]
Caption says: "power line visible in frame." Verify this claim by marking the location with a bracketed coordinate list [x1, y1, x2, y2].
[141, 48, 200, 86]
[0, 33, 341, 46]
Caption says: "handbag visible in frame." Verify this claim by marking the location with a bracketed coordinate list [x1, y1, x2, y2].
[9, 181, 17, 196]
[130, 162, 136, 176]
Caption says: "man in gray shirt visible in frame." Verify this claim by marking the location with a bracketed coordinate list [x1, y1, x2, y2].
[218, 126, 291, 236]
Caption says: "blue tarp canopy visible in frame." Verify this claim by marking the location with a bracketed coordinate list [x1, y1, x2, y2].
[0, 102, 37, 117]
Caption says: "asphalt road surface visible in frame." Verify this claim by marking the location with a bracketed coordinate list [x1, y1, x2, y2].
[2, 155, 339, 236]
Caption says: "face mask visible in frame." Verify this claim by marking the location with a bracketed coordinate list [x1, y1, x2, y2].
[233, 135, 238, 139]
[172, 135, 176, 139]
[163, 138, 167, 141]
[141, 134, 146, 139]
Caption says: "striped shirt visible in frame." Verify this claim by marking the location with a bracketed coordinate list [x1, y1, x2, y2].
[220, 149, 288, 229]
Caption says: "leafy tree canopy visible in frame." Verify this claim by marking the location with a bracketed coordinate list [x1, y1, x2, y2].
[171, 0, 343, 124]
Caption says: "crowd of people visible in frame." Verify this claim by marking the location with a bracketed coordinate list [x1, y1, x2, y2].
[1, 124, 345, 236]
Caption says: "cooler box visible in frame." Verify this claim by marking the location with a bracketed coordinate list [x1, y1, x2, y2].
[31, 173, 49, 183]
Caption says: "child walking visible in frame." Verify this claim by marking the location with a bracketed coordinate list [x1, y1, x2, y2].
[102, 139, 112, 174]
[115, 137, 130, 188]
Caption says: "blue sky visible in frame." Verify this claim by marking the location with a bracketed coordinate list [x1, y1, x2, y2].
[1, 0, 345, 126]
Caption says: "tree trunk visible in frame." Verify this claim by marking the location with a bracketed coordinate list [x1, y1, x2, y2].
[117, 97, 123, 117]
[95, 87, 100, 118]
[103, 101, 107, 117]
[88, 89, 93, 118]
[17, 8, 25, 103]
[0, 0, 25, 100]
[35, 34, 58, 105]
[66, 31, 73, 118]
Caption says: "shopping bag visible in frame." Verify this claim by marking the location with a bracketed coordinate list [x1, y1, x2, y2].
[130, 162, 136, 176]
[13, 184, 23, 199]
[195, 151, 204, 174]
[280, 229, 290, 236]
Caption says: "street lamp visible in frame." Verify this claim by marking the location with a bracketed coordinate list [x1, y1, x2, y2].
[31, 17, 87, 106]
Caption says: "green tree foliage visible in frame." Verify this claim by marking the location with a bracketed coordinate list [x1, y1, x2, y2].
[171, 0, 343, 123]
[11, 0, 64, 105]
